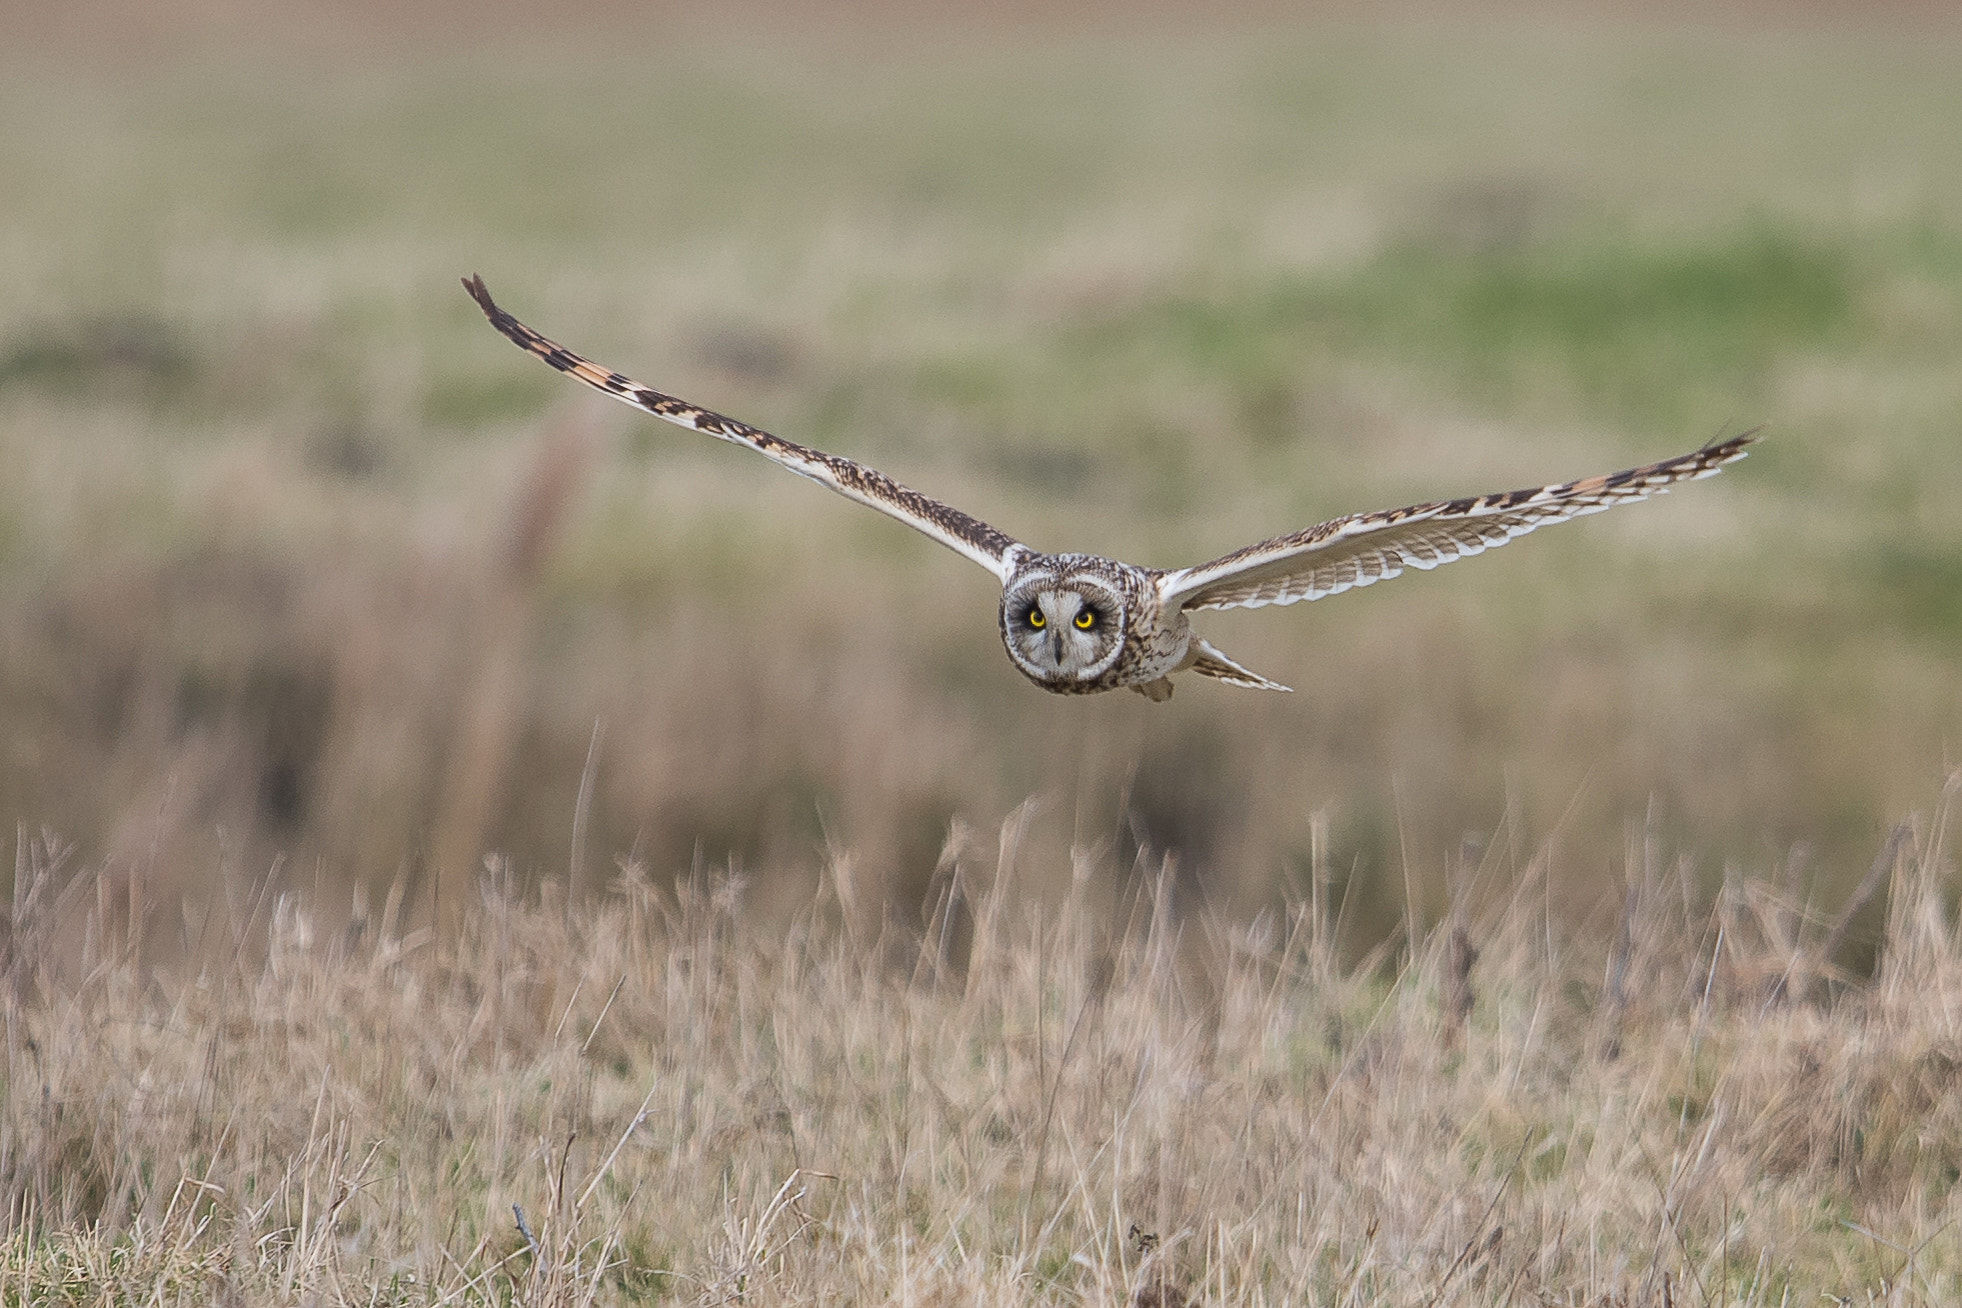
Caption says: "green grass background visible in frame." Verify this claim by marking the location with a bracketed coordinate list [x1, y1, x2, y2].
[2, 5, 1960, 937]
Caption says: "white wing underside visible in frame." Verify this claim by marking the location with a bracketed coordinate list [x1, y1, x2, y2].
[1157, 433, 1758, 613]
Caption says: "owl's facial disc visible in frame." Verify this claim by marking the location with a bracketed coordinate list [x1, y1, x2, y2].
[1001, 581, 1124, 685]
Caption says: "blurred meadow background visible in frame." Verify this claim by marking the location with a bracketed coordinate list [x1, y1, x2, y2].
[4, 0, 1961, 934]
[6, 2, 1962, 1301]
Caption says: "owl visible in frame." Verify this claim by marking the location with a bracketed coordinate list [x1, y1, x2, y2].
[464, 276, 1755, 701]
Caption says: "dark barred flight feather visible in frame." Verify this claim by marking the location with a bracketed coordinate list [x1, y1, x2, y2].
[464, 276, 1024, 579]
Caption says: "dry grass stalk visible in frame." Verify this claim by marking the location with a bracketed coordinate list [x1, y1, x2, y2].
[427, 412, 599, 938]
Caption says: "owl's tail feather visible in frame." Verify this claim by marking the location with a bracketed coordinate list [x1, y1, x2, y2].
[1188, 638, 1292, 693]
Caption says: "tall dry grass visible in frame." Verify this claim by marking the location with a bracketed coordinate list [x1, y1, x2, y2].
[3, 772, 1958, 1304]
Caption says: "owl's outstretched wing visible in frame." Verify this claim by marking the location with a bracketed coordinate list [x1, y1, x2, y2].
[464, 276, 1027, 581]
[1157, 432, 1758, 613]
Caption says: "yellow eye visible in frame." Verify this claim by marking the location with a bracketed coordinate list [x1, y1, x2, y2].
[1027, 609, 1045, 629]
[1074, 610, 1096, 630]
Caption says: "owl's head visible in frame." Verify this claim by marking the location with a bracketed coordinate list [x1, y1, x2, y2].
[999, 564, 1127, 689]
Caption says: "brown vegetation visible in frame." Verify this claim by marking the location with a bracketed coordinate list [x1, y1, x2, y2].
[1, 776, 1958, 1303]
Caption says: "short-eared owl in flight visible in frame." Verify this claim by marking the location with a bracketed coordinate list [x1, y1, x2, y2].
[465, 276, 1755, 701]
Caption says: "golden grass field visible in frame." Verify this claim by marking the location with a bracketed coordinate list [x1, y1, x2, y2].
[3, 1, 1962, 1301]
[6, 794, 1962, 1304]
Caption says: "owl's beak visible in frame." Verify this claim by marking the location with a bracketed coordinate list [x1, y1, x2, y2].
[1049, 630, 1066, 663]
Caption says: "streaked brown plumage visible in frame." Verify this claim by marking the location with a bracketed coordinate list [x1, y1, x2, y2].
[465, 275, 1756, 700]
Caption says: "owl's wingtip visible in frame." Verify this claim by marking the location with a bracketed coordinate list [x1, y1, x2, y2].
[1702, 424, 1766, 459]
[462, 273, 497, 317]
